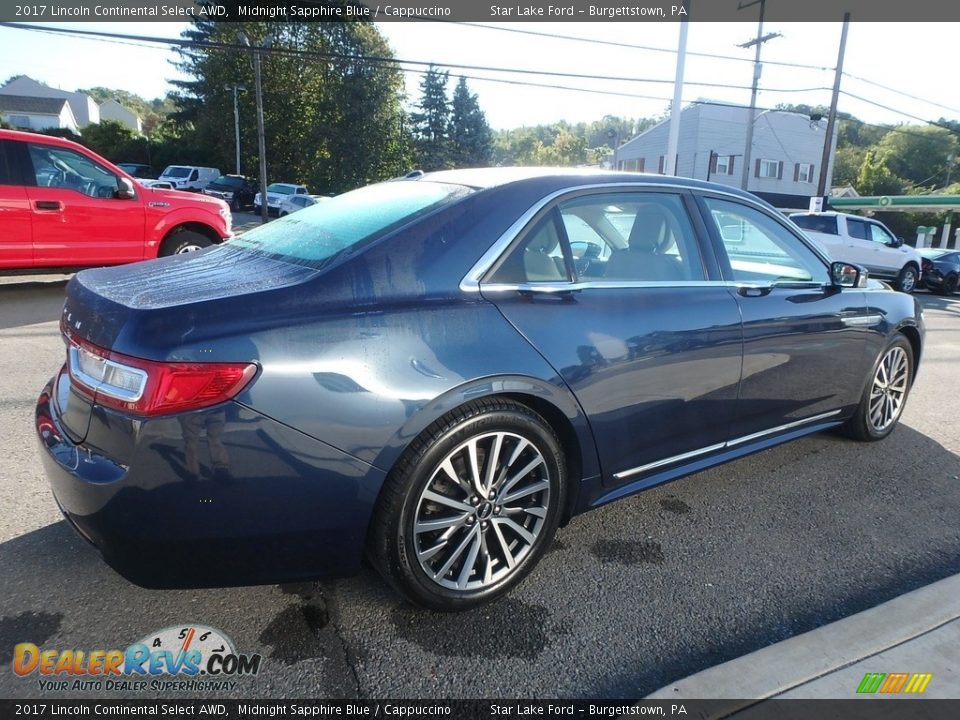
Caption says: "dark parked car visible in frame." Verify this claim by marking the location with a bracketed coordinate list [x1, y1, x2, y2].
[116, 162, 154, 179]
[36, 169, 924, 611]
[919, 247, 960, 294]
[202, 174, 259, 210]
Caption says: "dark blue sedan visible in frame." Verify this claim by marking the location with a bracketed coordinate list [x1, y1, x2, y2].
[36, 169, 924, 610]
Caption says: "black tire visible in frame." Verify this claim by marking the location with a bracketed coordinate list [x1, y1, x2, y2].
[841, 335, 914, 442]
[160, 230, 213, 256]
[230, 196, 240, 212]
[368, 398, 566, 611]
[943, 274, 959, 295]
[895, 264, 919, 293]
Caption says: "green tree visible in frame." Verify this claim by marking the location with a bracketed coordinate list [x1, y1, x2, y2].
[410, 66, 452, 170]
[856, 149, 903, 195]
[873, 126, 958, 190]
[449, 77, 492, 168]
[170, 13, 410, 192]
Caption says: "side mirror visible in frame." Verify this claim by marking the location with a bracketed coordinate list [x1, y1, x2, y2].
[892, 237, 904, 248]
[116, 177, 136, 199]
[831, 261, 868, 288]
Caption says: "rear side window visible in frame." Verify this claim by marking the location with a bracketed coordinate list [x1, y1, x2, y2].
[791, 214, 838, 235]
[489, 192, 705, 284]
[231, 180, 472, 267]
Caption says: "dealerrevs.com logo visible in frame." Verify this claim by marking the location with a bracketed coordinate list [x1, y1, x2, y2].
[12, 625, 262, 693]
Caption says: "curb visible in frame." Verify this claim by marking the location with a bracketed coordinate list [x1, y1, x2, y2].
[647, 573, 960, 709]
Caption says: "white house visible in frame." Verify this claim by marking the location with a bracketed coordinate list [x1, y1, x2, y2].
[615, 102, 829, 204]
[98, 98, 142, 134]
[0, 95, 80, 135]
[0, 76, 99, 127]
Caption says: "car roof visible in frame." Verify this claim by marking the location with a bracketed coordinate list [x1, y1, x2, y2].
[414, 166, 765, 202]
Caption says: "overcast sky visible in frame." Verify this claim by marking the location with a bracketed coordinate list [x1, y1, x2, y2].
[0, 21, 956, 130]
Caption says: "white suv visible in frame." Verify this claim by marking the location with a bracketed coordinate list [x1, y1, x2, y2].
[789, 212, 923, 293]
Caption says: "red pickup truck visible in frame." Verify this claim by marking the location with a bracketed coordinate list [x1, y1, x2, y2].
[0, 129, 232, 271]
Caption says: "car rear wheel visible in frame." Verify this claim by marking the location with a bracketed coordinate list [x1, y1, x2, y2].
[942, 274, 958, 295]
[842, 335, 913, 441]
[160, 230, 212, 256]
[368, 398, 566, 611]
[895, 264, 918, 293]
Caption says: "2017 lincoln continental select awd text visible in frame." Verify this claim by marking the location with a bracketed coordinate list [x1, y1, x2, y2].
[36, 169, 924, 610]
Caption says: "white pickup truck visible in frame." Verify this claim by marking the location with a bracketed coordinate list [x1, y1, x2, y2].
[789, 211, 922, 293]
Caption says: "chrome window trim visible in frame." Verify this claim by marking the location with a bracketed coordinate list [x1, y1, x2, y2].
[460, 182, 788, 293]
[612, 409, 842, 481]
[477, 279, 830, 293]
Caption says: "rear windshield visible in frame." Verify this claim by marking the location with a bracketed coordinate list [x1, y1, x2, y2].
[792, 215, 838, 235]
[162, 166, 191, 178]
[213, 176, 243, 187]
[231, 180, 472, 267]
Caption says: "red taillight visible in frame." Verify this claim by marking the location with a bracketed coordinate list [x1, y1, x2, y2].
[65, 332, 257, 417]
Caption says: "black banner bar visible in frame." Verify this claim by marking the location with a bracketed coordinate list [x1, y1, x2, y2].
[1, 700, 960, 720]
[0, 0, 958, 23]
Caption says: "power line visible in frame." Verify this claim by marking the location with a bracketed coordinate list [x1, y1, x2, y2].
[452, 22, 833, 71]
[841, 71, 960, 117]
[0, 21, 829, 95]
[839, 90, 960, 136]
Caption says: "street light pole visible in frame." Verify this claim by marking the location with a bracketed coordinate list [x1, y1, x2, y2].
[225, 83, 246, 176]
[238, 32, 272, 224]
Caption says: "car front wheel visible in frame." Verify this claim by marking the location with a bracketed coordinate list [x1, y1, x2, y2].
[842, 335, 913, 441]
[160, 230, 212, 256]
[895, 264, 918, 293]
[369, 398, 566, 611]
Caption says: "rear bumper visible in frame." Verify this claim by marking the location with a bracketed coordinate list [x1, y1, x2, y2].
[35, 378, 385, 589]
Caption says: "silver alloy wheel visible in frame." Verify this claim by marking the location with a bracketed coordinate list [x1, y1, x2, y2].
[868, 345, 909, 432]
[900, 267, 917, 293]
[413, 431, 551, 591]
[175, 243, 204, 254]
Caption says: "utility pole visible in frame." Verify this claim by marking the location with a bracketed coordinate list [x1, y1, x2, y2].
[225, 83, 246, 176]
[738, 0, 781, 191]
[817, 13, 850, 197]
[665, 1, 690, 176]
[238, 32, 272, 224]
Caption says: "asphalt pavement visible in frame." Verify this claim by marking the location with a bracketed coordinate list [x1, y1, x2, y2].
[0, 280, 957, 700]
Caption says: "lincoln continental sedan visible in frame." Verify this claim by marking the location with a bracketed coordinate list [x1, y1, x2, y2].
[36, 168, 924, 610]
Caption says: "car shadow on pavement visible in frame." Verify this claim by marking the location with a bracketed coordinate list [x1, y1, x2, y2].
[2, 422, 959, 699]
[0, 283, 68, 331]
[916, 291, 960, 317]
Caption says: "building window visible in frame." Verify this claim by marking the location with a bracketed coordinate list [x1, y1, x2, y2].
[756, 159, 782, 179]
[795, 162, 814, 183]
[712, 154, 735, 176]
[618, 158, 646, 172]
[658, 155, 665, 174]
[7, 114, 31, 128]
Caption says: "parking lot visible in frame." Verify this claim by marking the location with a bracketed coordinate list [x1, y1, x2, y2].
[0, 280, 957, 699]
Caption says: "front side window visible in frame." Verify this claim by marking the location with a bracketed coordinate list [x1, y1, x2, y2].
[868, 223, 896, 246]
[846, 218, 868, 240]
[28, 144, 119, 198]
[705, 197, 829, 285]
[488, 212, 569, 284]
